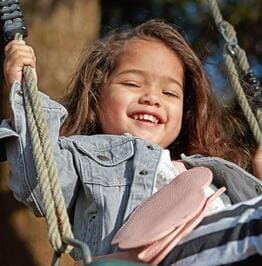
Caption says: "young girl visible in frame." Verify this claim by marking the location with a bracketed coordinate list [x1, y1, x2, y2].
[1, 20, 262, 265]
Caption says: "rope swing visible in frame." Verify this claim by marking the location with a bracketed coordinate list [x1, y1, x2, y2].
[14, 32, 79, 263]
[206, 0, 262, 145]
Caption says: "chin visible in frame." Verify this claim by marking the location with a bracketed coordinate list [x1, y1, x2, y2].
[137, 134, 159, 145]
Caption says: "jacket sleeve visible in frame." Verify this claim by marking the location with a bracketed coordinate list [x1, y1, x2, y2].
[181, 154, 262, 203]
[0, 81, 79, 216]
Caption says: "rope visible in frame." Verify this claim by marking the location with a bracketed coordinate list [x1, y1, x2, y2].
[206, 0, 262, 144]
[224, 54, 262, 144]
[15, 33, 74, 253]
[206, 0, 249, 71]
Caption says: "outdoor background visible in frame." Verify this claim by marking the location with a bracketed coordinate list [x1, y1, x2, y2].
[0, 0, 261, 265]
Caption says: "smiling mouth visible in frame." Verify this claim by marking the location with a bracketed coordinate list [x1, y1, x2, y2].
[131, 114, 160, 124]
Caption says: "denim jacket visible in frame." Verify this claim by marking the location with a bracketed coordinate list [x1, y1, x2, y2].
[1, 82, 262, 259]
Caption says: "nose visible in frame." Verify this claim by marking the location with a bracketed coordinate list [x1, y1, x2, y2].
[139, 92, 161, 107]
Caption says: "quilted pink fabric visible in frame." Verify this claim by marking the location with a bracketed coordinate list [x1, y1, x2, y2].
[112, 167, 226, 265]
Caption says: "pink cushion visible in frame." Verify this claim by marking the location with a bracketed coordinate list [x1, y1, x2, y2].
[112, 167, 226, 265]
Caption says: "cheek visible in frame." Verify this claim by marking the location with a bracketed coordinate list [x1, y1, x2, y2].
[168, 109, 183, 144]
[170, 103, 183, 125]
[166, 105, 183, 141]
[102, 87, 129, 107]
[100, 95, 128, 133]
[177, 108, 183, 127]
[102, 97, 126, 117]
[101, 92, 119, 113]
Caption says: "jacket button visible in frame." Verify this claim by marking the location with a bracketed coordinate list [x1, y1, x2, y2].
[139, 170, 148, 175]
[146, 145, 154, 150]
[97, 155, 110, 161]
[17, 90, 23, 96]
[255, 185, 262, 195]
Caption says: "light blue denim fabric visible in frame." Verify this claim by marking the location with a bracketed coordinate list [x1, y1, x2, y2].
[0, 81, 261, 260]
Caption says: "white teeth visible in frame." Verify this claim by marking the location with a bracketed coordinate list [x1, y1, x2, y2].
[140, 114, 145, 120]
[132, 114, 159, 124]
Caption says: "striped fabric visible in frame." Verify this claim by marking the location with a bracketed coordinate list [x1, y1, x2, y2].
[161, 196, 262, 266]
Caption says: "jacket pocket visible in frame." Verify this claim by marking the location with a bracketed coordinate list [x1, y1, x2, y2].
[75, 138, 135, 186]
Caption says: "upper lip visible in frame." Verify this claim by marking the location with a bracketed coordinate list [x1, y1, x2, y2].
[128, 110, 165, 124]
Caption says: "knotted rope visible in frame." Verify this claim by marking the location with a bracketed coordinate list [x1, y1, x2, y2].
[206, 0, 262, 145]
[15, 33, 74, 254]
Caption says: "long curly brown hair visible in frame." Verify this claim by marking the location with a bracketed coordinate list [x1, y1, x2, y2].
[60, 19, 251, 169]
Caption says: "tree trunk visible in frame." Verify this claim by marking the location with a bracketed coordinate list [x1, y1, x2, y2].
[0, 1, 100, 265]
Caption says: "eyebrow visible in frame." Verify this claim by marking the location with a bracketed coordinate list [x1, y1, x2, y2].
[116, 69, 183, 89]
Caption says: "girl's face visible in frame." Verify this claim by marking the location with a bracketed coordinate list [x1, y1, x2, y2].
[100, 39, 184, 148]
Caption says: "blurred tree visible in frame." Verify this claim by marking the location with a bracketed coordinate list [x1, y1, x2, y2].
[21, 0, 101, 100]
[0, 0, 100, 265]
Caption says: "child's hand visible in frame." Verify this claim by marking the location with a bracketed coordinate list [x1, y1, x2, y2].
[252, 145, 262, 180]
[4, 40, 37, 89]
